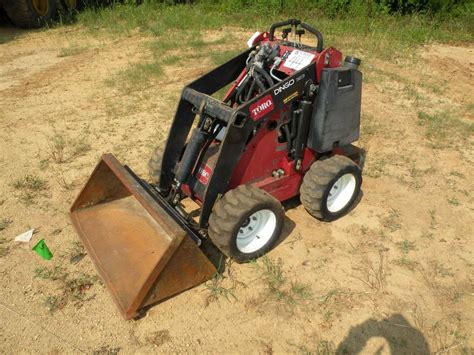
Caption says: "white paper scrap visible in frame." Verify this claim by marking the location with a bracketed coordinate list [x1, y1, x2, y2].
[283, 50, 316, 71]
[15, 229, 34, 243]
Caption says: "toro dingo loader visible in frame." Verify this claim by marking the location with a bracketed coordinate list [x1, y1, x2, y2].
[71, 19, 363, 319]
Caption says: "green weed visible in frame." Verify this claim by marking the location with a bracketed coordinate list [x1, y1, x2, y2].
[383, 209, 401, 232]
[396, 239, 418, 269]
[49, 133, 67, 163]
[255, 256, 312, 309]
[34, 264, 97, 313]
[71, 138, 91, 158]
[108, 62, 163, 92]
[43, 295, 67, 313]
[0, 237, 10, 257]
[352, 248, 388, 292]
[146, 330, 171, 347]
[447, 197, 460, 206]
[204, 271, 237, 303]
[0, 218, 12, 232]
[34, 265, 68, 281]
[12, 175, 47, 191]
[12, 175, 48, 204]
[58, 44, 87, 58]
[417, 110, 473, 148]
[289, 339, 336, 355]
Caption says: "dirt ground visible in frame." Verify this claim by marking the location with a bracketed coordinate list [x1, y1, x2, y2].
[0, 22, 473, 354]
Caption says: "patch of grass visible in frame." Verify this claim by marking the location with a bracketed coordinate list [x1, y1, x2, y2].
[49, 132, 67, 163]
[430, 260, 454, 278]
[396, 239, 418, 269]
[447, 197, 460, 206]
[12, 175, 48, 204]
[429, 209, 438, 230]
[352, 248, 388, 292]
[210, 49, 242, 66]
[12, 175, 47, 191]
[34, 264, 97, 313]
[58, 44, 87, 58]
[204, 271, 237, 303]
[382, 209, 401, 232]
[108, 62, 164, 92]
[64, 273, 98, 301]
[0, 218, 12, 232]
[76, 2, 473, 57]
[161, 54, 183, 65]
[255, 256, 312, 310]
[92, 346, 121, 355]
[449, 171, 465, 179]
[417, 110, 474, 149]
[289, 339, 336, 355]
[146, 330, 171, 347]
[364, 156, 386, 178]
[62, 241, 86, 264]
[34, 265, 68, 281]
[57, 172, 76, 191]
[397, 239, 416, 254]
[71, 138, 91, 158]
[43, 295, 67, 313]
[0, 237, 10, 257]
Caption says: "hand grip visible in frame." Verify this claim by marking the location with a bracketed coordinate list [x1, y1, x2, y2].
[300, 23, 324, 53]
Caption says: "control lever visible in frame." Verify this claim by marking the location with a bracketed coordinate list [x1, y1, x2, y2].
[282, 28, 292, 40]
[296, 29, 305, 42]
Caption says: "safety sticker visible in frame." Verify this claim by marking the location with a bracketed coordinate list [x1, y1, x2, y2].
[198, 164, 212, 185]
[283, 50, 315, 71]
[283, 91, 299, 104]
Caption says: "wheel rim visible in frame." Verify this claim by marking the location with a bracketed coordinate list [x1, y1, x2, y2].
[236, 209, 276, 254]
[326, 173, 357, 213]
[32, 0, 49, 16]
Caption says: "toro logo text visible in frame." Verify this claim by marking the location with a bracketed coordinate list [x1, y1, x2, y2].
[249, 95, 274, 120]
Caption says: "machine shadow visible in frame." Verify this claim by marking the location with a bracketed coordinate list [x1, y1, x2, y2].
[336, 314, 430, 354]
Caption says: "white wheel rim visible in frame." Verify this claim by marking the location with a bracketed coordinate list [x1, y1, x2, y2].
[327, 173, 357, 213]
[236, 209, 276, 254]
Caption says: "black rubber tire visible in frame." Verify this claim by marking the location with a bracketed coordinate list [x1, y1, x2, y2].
[3, 0, 60, 28]
[148, 141, 166, 184]
[300, 155, 362, 222]
[208, 185, 284, 263]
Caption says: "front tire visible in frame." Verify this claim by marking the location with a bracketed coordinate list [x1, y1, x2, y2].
[300, 155, 362, 221]
[208, 185, 284, 263]
[4, 0, 60, 28]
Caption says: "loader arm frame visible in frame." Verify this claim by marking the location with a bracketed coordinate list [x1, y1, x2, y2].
[160, 49, 316, 228]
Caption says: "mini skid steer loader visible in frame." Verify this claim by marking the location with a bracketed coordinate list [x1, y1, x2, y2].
[70, 19, 363, 319]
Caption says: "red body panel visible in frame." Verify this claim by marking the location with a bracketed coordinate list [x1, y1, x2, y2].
[182, 39, 346, 203]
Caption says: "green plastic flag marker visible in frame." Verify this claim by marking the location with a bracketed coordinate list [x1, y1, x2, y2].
[32, 239, 53, 260]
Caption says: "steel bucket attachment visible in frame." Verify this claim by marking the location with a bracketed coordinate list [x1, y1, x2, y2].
[70, 154, 216, 319]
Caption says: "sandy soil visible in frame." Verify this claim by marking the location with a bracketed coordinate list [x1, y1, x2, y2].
[0, 22, 473, 354]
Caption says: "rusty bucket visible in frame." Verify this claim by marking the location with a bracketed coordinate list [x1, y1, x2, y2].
[70, 154, 216, 319]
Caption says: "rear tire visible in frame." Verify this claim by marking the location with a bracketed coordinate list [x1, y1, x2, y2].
[208, 185, 284, 263]
[4, 0, 60, 28]
[300, 155, 362, 221]
[148, 141, 166, 184]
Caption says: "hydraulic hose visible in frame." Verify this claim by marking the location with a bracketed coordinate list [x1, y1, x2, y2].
[254, 65, 274, 87]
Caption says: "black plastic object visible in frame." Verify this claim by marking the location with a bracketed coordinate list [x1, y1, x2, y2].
[344, 56, 361, 69]
[293, 100, 313, 160]
[307, 67, 362, 153]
